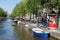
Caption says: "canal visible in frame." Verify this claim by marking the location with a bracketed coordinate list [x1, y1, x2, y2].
[0, 19, 59, 40]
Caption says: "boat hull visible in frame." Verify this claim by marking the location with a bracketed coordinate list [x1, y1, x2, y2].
[32, 28, 50, 38]
[32, 31, 49, 38]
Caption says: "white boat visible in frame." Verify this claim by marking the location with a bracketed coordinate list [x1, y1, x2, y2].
[32, 28, 50, 38]
[25, 24, 29, 27]
[13, 19, 18, 23]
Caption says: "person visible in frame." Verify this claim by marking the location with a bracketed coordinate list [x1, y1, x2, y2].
[48, 18, 57, 29]
[41, 18, 44, 22]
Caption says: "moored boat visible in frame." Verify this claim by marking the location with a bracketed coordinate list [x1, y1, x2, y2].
[32, 28, 50, 38]
[13, 19, 18, 23]
[25, 24, 29, 27]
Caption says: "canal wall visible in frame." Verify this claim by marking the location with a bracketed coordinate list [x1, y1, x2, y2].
[37, 27, 60, 40]
[19, 22, 60, 40]
[47, 29, 60, 40]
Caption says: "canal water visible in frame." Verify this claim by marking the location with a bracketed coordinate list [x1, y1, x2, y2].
[0, 19, 59, 40]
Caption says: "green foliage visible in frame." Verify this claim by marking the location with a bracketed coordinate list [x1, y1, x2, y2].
[11, 1, 27, 17]
[0, 8, 7, 17]
[11, 0, 60, 17]
[58, 0, 60, 10]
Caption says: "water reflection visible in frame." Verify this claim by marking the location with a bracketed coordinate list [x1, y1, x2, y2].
[0, 19, 59, 40]
[14, 23, 59, 40]
[0, 19, 20, 40]
[0, 29, 8, 35]
[33, 36, 48, 40]
[14, 24, 48, 40]
[14, 24, 33, 40]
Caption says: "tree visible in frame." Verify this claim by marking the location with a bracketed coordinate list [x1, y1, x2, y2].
[11, 1, 27, 18]
[11, 0, 60, 18]
[0, 8, 7, 17]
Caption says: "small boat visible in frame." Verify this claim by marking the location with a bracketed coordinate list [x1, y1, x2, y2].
[13, 19, 18, 23]
[25, 24, 29, 27]
[32, 28, 50, 38]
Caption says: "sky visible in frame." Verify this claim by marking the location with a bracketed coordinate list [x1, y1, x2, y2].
[0, 0, 21, 14]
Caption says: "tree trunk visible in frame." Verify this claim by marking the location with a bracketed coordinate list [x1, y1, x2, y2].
[58, 11, 60, 29]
